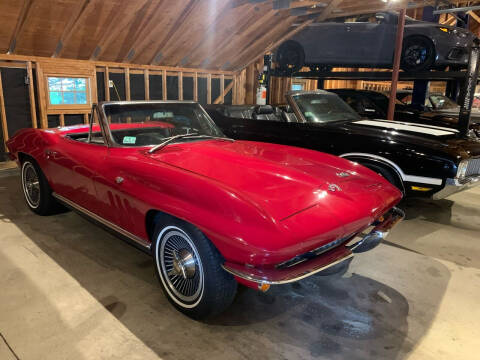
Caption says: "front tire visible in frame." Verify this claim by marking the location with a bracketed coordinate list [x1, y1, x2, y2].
[401, 36, 435, 72]
[153, 217, 237, 320]
[21, 158, 63, 215]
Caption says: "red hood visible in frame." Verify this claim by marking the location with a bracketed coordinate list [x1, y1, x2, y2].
[147, 140, 401, 223]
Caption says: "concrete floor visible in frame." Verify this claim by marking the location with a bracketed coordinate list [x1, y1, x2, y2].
[0, 169, 479, 360]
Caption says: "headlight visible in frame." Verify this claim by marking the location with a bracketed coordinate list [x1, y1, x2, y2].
[457, 160, 468, 178]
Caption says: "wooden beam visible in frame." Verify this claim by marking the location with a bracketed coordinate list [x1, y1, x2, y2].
[0, 54, 235, 75]
[207, 73, 212, 104]
[144, 69, 150, 100]
[52, 0, 92, 58]
[125, 68, 131, 100]
[193, 72, 198, 101]
[59, 113, 65, 127]
[104, 66, 110, 101]
[162, 69, 167, 100]
[26, 61, 37, 128]
[213, 79, 234, 104]
[83, 113, 89, 124]
[0, 70, 8, 150]
[468, 10, 480, 24]
[178, 72, 183, 100]
[8, 0, 35, 54]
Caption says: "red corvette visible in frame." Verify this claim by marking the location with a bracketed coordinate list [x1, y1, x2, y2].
[7, 101, 403, 319]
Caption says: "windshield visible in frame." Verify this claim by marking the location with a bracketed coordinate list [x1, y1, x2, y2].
[292, 93, 361, 123]
[102, 102, 225, 147]
[429, 95, 459, 110]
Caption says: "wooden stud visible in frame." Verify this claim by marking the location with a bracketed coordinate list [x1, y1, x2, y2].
[207, 73, 212, 104]
[220, 74, 225, 104]
[213, 80, 234, 104]
[59, 113, 65, 127]
[162, 69, 167, 100]
[83, 113, 89, 124]
[0, 70, 8, 150]
[35, 63, 47, 129]
[178, 72, 183, 100]
[104, 66, 110, 101]
[125, 67, 131, 100]
[26, 61, 37, 128]
[144, 69, 150, 100]
[193, 72, 198, 102]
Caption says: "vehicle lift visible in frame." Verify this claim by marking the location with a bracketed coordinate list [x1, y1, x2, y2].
[256, 5, 480, 138]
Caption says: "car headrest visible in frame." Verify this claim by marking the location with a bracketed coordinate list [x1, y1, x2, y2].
[283, 105, 292, 113]
[254, 105, 274, 115]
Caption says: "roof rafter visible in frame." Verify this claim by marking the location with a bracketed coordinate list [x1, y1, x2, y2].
[7, 0, 35, 54]
[52, 0, 93, 58]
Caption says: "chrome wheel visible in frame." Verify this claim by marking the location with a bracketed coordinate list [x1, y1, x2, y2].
[157, 226, 204, 308]
[22, 162, 40, 209]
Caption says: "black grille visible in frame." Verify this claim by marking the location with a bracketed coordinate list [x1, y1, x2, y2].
[276, 234, 352, 269]
[448, 48, 465, 60]
[466, 158, 480, 177]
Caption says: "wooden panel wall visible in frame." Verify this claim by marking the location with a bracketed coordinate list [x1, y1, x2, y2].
[0, 54, 235, 151]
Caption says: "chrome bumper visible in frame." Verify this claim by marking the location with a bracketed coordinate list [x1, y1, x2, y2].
[432, 176, 480, 200]
[222, 207, 405, 285]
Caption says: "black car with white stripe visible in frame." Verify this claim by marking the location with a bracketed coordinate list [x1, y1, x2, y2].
[205, 90, 480, 199]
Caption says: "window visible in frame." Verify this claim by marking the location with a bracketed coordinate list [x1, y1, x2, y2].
[48, 77, 89, 106]
[291, 83, 304, 91]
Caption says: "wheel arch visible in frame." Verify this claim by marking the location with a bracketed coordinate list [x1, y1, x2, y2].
[340, 153, 406, 193]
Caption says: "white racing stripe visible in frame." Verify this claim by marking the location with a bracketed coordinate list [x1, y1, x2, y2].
[354, 120, 457, 136]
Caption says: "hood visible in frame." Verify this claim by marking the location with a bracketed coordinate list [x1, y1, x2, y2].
[340, 119, 480, 159]
[146, 140, 400, 222]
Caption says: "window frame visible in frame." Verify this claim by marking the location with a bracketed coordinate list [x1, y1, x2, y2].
[45, 75, 92, 111]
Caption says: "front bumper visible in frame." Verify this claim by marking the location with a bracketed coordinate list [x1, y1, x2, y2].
[432, 176, 480, 200]
[222, 207, 405, 285]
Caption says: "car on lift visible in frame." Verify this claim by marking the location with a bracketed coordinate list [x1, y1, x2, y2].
[275, 11, 475, 73]
[6, 100, 404, 319]
[330, 89, 480, 136]
[205, 90, 480, 199]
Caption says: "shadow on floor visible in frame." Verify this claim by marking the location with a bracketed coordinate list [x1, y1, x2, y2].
[0, 174, 451, 360]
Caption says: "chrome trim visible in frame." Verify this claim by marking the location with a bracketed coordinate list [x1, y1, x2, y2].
[221, 253, 354, 285]
[340, 152, 442, 186]
[52, 192, 151, 249]
[432, 175, 480, 199]
[347, 207, 405, 253]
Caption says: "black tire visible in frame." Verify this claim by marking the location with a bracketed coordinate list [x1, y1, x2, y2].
[152, 216, 237, 320]
[21, 157, 64, 215]
[361, 162, 403, 193]
[401, 36, 435, 72]
[276, 40, 305, 73]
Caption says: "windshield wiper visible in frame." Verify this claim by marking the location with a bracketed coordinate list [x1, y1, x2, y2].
[148, 133, 234, 154]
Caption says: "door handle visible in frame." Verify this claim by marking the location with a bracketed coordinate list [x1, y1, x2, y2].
[115, 176, 124, 184]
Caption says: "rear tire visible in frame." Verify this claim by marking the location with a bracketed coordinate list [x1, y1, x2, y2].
[276, 40, 305, 73]
[152, 216, 237, 320]
[21, 158, 64, 215]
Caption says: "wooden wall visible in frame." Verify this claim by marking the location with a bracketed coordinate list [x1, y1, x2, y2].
[0, 54, 235, 153]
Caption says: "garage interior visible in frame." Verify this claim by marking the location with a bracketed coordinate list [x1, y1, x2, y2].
[1, 0, 480, 359]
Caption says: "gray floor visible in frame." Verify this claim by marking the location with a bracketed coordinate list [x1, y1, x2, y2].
[0, 170, 479, 360]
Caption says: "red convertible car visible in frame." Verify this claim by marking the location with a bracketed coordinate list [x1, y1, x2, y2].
[7, 101, 403, 319]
